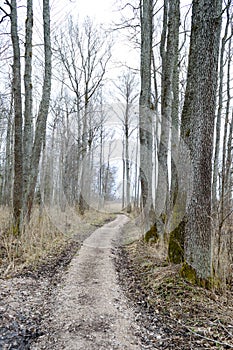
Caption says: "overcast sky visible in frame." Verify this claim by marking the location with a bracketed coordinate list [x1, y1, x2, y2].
[47, 0, 139, 75]
[50, 0, 120, 27]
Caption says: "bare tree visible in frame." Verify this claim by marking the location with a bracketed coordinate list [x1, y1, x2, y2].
[55, 17, 112, 213]
[1, 0, 52, 227]
[25, 0, 52, 220]
[139, 0, 153, 233]
[9, 0, 23, 229]
[114, 69, 138, 212]
[0, 93, 13, 206]
[156, 0, 180, 233]
[23, 0, 33, 202]
[212, 0, 232, 208]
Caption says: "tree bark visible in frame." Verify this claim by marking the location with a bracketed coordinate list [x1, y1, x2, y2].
[139, 0, 153, 233]
[3, 95, 14, 206]
[11, 0, 23, 229]
[180, 0, 222, 283]
[221, 33, 233, 218]
[157, 0, 180, 231]
[26, 0, 52, 219]
[212, 2, 231, 208]
[170, 0, 180, 219]
[23, 0, 33, 203]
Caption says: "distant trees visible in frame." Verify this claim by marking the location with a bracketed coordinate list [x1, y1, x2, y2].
[114, 69, 138, 212]
[0, 4, 114, 225]
[54, 17, 112, 213]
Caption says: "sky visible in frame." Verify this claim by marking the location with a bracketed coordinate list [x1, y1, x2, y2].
[48, 0, 140, 74]
[50, 0, 120, 28]
[72, 0, 118, 22]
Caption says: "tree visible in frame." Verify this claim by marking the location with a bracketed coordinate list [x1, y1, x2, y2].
[156, 0, 180, 232]
[115, 69, 138, 212]
[24, 0, 52, 221]
[180, 0, 222, 285]
[1, 0, 52, 229]
[10, 0, 23, 229]
[55, 17, 112, 214]
[139, 0, 153, 233]
[23, 0, 33, 206]
[212, 0, 232, 208]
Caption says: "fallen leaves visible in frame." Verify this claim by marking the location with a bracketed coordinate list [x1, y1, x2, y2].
[114, 221, 233, 349]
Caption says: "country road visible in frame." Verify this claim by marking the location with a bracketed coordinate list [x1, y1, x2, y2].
[31, 215, 141, 349]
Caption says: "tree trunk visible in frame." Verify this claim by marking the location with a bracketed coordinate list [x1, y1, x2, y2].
[212, 2, 231, 208]
[11, 0, 23, 230]
[23, 0, 33, 204]
[26, 0, 52, 219]
[221, 34, 232, 221]
[180, 0, 222, 284]
[170, 0, 180, 221]
[3, 95, 14, 206]
[157, 0, 180, 233]
[139, 0, 153, 233]
[122, 139, 125, 209]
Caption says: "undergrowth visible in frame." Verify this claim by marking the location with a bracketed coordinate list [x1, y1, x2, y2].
[117, 220, 233, 348]
[0, 206, 115, 277]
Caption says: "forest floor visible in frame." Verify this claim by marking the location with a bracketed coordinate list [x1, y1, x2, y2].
[0, 214, 232, 349]
[115, 220, 233, 349]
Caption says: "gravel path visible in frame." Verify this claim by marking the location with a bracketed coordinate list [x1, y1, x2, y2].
[32, 215, 141, 349]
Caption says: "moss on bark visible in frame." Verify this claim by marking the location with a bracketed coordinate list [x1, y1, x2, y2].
[180, 262, 219, 290]
[144, 224, 159, 244]
[168, 220, 185, 263]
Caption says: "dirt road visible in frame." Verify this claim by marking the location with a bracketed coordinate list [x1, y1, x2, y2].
[32, 215, 141, 349]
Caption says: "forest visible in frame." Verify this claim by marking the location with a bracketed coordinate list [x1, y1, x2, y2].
[0, 0, 232, 285]
[0, 0, 232, 347]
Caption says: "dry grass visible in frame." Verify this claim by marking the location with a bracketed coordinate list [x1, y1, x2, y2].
[212, 220, 233, 288]
[0, 206, 116, 277]
[118, 234, 233, 349]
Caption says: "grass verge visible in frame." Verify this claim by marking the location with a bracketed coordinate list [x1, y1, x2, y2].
[0, 206, 115, 278]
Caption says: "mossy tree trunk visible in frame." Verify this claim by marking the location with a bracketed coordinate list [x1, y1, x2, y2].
[180, 0, 222, 284]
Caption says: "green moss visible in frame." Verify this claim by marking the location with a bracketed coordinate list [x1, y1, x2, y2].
[168, 220, 185, 263]
[160, 213, 167, 224]
[144, 224, 158, 244]
[180, 262, 219, 290]
[180, 262, 197, 284]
